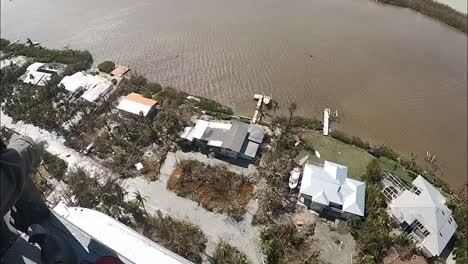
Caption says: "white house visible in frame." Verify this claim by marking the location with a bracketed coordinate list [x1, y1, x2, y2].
[0, 56, 28, 71]
[299, 161, 366, 217]
[60, 72, 113, 102]
[20, 62, 58, 86]
[180, 119, 265, 160]
[0, 59, 13, 70]
[383, 174, 457, 258]
[116, 92, 158, 117]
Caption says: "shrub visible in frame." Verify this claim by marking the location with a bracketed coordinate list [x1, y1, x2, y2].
[64, 169, 102, 208]
[0, 38, 11, 50]
[157, 87, 188, 108]
[375, 145, 399, 161]
[4, 43, 93, 65]
[42, 151, 68, 181]
[239, 116, 251, 124]
[260, 223, 316, 264]
[290, 116, 322, 130]
[143, 211, 207, 263]
[169, 160, 253, 221]
[362, 159, 382, 183]
[98, 61, 115, 73]
[212, 241, 249, 264]
[143, 82, 163, 95]
[330, 130, 352, 145]
[330, 130, 370, 150]
[194, 97, 233, 115]
[129, 72, 148, 87]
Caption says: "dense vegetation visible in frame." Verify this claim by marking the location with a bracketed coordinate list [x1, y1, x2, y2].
[39, 148, 68, 181]
[143, 211, 207, 263]
[1, 39, 93, 65]
[330, 130, 370, 150]
[97, 60, 115, 73]
[377, 0, 467, 33]
[0, 38, 11, 50]
[168, 160, 254, 221]
[347, 161, 394, 262]
[274, 116, 322, 131]
[4, 81, 69, 131]
[211, 241, 250, 264]
[260, 222, 319, 264]
[193, 96, 234, 116]
[64, 169, 208, 263]
[448, 196, 468, 263]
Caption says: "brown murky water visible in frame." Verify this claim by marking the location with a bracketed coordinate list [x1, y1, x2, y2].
[1, 0, 466, 187]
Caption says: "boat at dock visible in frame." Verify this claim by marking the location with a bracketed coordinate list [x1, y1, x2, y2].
[289, 167, 301, 189]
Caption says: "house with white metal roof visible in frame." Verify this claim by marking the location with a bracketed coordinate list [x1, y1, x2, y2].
[383, 174, 457, 258]
[180, 119, 265, 160]
[19, 62, 58, 86]
[60, 72, 113, 102]
[116, 93, 158, 117]
[299, 161, 366, 217]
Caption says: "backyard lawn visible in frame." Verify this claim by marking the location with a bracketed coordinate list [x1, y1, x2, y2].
[377, 156, 414, 185]
[301, 131, 373, 179]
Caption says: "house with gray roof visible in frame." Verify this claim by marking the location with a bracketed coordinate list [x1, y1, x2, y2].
[299, 161, 366, 218]
[180, 119, 265, 160]
[382, 173, 457, 258]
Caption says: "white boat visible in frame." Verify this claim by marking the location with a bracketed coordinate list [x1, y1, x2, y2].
[289, 167, 301, 189]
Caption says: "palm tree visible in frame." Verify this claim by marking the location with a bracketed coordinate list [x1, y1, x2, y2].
[133, 190, 148, 217]
[100, 99, 116, 139]
[286, 102, 297, 133]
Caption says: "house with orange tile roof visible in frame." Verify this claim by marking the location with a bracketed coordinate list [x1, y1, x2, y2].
[116, 93, 158, 118]
[111, 65, 130, 77]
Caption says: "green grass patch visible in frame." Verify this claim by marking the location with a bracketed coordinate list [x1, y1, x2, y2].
[377, 157, 414, 185]
[97, 61, 115, 73]
[302, 131, 373, 179]
[194, 97, 233, 115]
[3, 43, 93, 65]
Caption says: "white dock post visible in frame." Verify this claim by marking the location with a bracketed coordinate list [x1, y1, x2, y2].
[323, 108, 330, 136]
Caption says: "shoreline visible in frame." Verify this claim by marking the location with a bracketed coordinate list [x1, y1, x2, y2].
[1, 38, 467, 263]
[375, 0, 467, 33]
[0, 38, 464, 191]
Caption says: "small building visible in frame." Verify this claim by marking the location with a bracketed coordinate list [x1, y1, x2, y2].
[116, 93, 158, 118]
[383, 173, 457, 258]
[299, 161, 366, 218]
[0, 59, 13, 71]
[111, 65, 130, 77]
[180, 119, 265, 160]
[60, 72, 113, 102]
[19, 62, 58, 86]
[0, 56, 28, 71]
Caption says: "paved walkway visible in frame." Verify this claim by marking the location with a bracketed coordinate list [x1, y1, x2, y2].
[124, 151, 263, 264]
